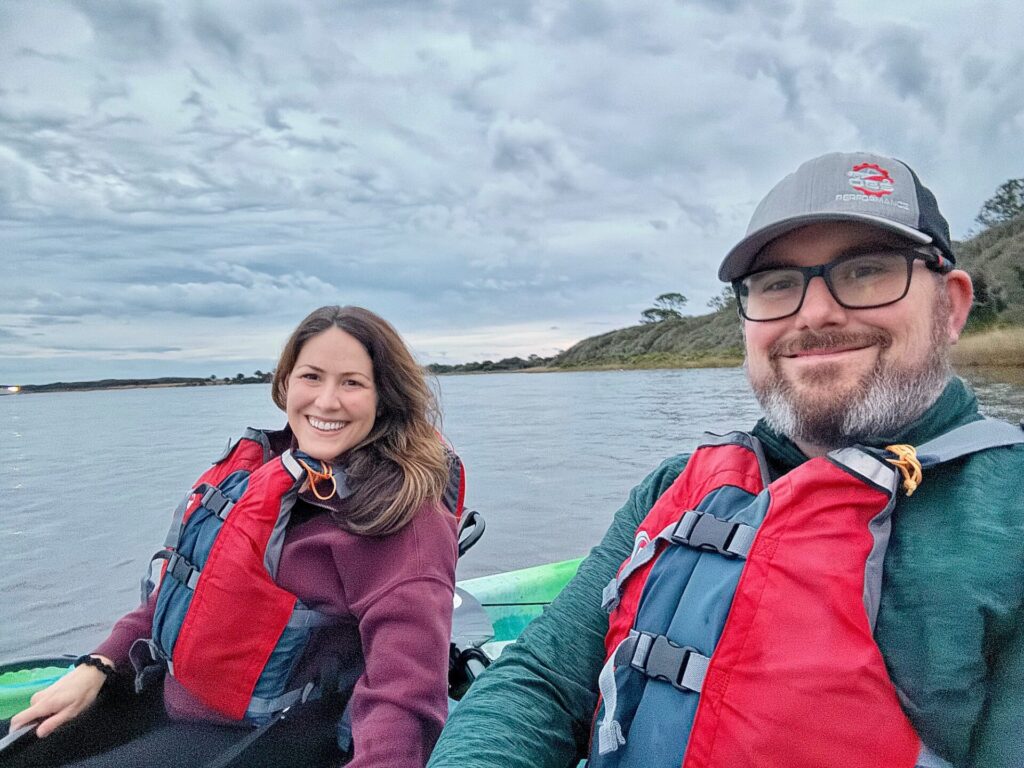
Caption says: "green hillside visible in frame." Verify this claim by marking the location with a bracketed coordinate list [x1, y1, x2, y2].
[955, 214, 1024, 328]
[554, 304, 743, 368]
[552, 213, 1024, 370]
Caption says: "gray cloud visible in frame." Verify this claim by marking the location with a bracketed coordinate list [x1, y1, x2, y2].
[70, 0, 172, 61]
[862, 28, 943, 119]
[28, 342, 184, 354]
[189, 5, 245, 64]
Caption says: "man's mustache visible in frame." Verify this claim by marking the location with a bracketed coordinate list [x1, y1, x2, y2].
[769, 330, 893, 358]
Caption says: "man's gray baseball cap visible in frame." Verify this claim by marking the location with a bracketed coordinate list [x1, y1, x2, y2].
[718, 151, 955, 282]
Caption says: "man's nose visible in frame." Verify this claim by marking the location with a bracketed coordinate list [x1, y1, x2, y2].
[794, 275, 847, 330]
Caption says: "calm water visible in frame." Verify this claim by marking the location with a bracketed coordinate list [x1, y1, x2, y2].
[1, 368, 1021, 659]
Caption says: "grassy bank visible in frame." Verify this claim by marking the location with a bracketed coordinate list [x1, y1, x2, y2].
[551, 325, 1024, 372]
[555, 352, 743, 371]
[953, 327, 1024, 368]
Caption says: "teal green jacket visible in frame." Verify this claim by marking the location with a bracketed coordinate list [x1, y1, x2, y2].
[429, 378, 1024, 768]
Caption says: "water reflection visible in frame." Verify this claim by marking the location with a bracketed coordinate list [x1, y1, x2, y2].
[958, 368, 1024, 422]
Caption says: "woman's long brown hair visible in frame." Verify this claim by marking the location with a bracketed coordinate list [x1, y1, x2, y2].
[272, 306, 449, 536]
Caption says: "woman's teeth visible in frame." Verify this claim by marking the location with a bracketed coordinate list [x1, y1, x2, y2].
[308, 417, 345, 431]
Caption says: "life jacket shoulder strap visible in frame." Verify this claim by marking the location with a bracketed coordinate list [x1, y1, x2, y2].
[913, 416, 1024, 467]
[695, 431, 772, 485]
[210, 428, 274, 467]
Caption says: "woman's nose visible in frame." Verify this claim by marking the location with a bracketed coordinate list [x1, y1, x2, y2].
[314, 384, 344, 409]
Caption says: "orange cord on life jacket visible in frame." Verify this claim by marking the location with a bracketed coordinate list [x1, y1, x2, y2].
[885, 444, 922, 496]
[296, 458, 338, 500]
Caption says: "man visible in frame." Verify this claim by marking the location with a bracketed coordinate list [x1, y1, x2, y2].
[428, 152, 1024, 768]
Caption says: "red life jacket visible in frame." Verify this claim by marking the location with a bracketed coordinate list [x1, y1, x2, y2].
[590, 419, 1024, 768]
[133, 428, 465, 723]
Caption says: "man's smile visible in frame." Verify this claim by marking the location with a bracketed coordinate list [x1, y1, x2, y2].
[782, 343, 874, 362]
[770, 330, 892, 363]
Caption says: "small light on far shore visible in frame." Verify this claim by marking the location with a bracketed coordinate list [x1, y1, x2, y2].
[5, 386, 20, 393]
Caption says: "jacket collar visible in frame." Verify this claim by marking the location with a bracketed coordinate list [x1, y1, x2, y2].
[265, 424, 352, 515]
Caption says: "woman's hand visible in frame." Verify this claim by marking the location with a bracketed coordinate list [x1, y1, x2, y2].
[8, 655, 113, 738]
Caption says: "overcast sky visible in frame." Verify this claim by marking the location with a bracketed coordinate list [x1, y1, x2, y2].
[2, 0, 1022, 384]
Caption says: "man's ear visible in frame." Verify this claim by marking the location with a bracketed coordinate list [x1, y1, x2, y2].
[943, 269, 974, 343]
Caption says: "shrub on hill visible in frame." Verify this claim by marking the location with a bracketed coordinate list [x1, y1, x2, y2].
[956, 213, 1024, 330]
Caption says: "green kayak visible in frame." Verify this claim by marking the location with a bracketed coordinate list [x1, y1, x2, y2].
[0, 557, 583, 722]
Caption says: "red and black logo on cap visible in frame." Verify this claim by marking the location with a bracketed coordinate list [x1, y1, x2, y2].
[847, 163, 894, 198]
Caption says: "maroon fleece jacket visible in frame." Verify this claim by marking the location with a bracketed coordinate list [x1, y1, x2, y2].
[95, 486, 457, 768]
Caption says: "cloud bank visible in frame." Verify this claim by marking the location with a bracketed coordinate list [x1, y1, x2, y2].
[1, 0, 1021, 382]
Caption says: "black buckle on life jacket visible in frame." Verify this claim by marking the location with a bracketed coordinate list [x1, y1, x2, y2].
[166, 552, 201, 590]
[670, 510, 749, 559]
[128, 638, 168, 696]
[625, 632, 707, 694]
[200, 486, 234, 519]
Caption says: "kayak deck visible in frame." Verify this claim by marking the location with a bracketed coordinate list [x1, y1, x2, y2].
[460, 557, 583, 642]
[0, 658, 76, 721]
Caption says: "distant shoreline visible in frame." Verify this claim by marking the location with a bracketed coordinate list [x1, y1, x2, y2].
[1, 375, 271, 396]
[4, 327, 1021, 396]
[3, 360, 747, 394]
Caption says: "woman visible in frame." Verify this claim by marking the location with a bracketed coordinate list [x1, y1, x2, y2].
[7, 306, 459, 767]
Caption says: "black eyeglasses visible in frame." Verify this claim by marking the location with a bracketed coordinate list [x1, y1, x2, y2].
[731, 246, 951, 322]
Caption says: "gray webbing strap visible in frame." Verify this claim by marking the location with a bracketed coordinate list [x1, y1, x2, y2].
[280, 450, 305, 481]
[596, 636, 629, 755]
[913, 417, 1024, 467]
[828, 448, 900, 495]
[602, 523, 677, 612]
[141, 550, 172, 602]
[915, 743, 956, 768]
[245, 681, 317, 716]
[698, 431, 773, 487]
[286, 605, 342, 628]
[201, 707, 289, 768]
[163, 487, 203, 548]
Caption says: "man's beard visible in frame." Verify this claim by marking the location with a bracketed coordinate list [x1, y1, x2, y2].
[748, 300, 953, 449]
